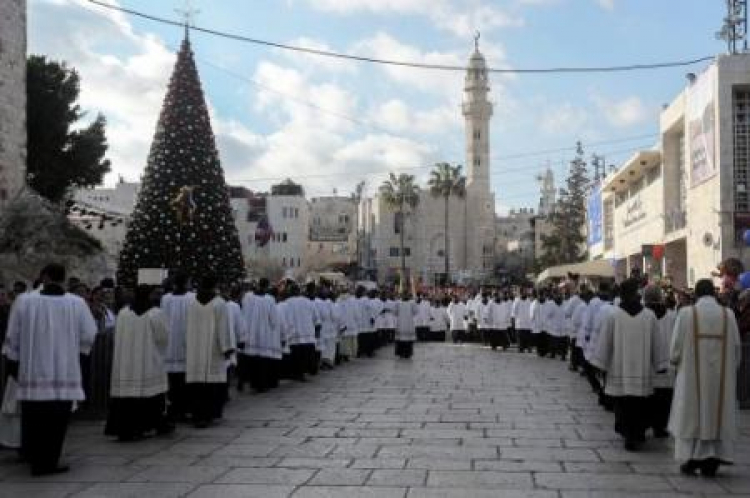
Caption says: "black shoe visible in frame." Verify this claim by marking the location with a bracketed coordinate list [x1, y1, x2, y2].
[700, 458, 720, 478]
[680, 461, 699, 476]
[31, 465, 69, 477]
[623, 440, 639, 452]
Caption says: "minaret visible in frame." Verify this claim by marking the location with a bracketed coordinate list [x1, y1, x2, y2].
[537, 167, 556, 217]
[462, 33, 493, 194]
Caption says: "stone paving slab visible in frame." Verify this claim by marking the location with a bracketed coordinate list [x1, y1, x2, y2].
[0, 343, 748, 497]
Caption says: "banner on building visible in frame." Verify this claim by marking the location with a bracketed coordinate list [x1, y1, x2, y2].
[688, 65, 717, 188]
[587, 185, 603, 246]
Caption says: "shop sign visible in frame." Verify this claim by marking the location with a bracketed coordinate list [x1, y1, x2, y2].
[622, 195, 646, 228]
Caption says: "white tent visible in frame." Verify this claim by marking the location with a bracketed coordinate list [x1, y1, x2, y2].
[536, 259, 615, 284]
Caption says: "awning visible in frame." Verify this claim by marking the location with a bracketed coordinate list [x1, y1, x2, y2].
[536, 259, 615, 284]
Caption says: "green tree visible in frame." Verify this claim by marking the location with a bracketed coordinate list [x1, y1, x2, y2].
[26, 55, 111, 203]
[117, 36, 244, 287]
[379, 173, 420, 287]
[428, 162, 466, 284]
[540, 142, 590, 267]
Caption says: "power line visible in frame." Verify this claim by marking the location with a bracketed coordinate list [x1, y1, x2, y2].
[231, 142, 654, 185]
[87, 0, 715, 74]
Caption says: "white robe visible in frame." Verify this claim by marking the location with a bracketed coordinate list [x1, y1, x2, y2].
[226, 301, 244, 367]
[590, 307, 667, 397]
[285, 296, 320, 346]
[395, 299, 418, 341]
[429, 306, 448, 332]
[565, 296, 584, 338]
[571, 302, 588, 342]
[653, 309, 677, 389]
[414, 300, 432, 328]
[447, 302, 468, 331]
[375, 299, 396, 330]
[316, 298, 339, 362]
[110, 307, 169, 398]
[668, 297, 741, 462]
[185, 296, 233, 384]
[3, 293, 97, 401]
[477, 301, 492, 330]
[578, 296, 601, 350]
[161, 292, 195, 373]
[512, 298, 532, 330]
[530, 299, 543, 335]
[337, 295, 359, 337]
[242, 293, 281, 359]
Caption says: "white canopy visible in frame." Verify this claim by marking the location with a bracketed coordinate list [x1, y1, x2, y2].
[536, 259, 615, 284]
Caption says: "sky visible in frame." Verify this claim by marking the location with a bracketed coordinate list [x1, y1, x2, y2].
[28, 0, 727, 213]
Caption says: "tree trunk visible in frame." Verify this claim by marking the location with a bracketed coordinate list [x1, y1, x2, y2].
[444, 194, 449, 285]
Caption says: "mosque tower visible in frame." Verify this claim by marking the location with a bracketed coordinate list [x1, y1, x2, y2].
[463, 34, 493, 194]
[461, 34, 496, 275]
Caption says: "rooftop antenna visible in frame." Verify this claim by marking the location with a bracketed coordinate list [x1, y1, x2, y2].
[717, 0, 748, 54]
[176, 0, 200, 39]
[474, 31, 481, 51]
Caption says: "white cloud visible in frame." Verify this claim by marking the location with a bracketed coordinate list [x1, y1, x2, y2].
[540, 102, 590, 135]
[592, 94, 651, 128]
[596, 0, 615, 11]
[305, 0, 523, 37]
[277, 36, 357, 74]
[368, 99, 461, 135]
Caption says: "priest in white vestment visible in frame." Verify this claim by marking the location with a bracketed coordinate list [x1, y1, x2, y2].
[512, 292, 533, 353]
[160, 272, 194, 421]
[3, 263, 97, 476]
[106, 285, 172, 441]
[669, 279, 741, 477]
[185, 276, 234, 428]
[284, 284, 321, 380]
[336, 292, 359, 361]
[394, 294, 418, 359]
[591, 278, 667, 451]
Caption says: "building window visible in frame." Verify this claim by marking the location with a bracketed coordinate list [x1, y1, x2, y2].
[735, 89, 750, 212]
[394, 212, 403, 234]
[604, 199, 614, 250]
[282, 257, 286, 267]
[404, 247, 411, 257]
[389, 247, 399, 257]
[297, 257, 301, 267]
[294, 208, 299, 218]
[474, 157, 480, 167]
[282, 207, 287, 218]
[473, 130, 480, 141]
[282, 232, 288, 242]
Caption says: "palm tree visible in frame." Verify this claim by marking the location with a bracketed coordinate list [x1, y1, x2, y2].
[428, 163, 466, 284]
[379, 173, 420, 289]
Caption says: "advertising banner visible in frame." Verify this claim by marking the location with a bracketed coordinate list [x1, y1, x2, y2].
[688, 66, 717, 187]
[587, 186, 603, 246]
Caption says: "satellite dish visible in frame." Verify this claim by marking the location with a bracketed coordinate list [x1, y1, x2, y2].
[703, 232, 714, 247]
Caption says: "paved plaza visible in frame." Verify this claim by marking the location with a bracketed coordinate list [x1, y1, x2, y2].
[0, 343, 748, 497]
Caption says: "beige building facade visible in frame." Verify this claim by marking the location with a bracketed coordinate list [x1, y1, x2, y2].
[589, 53, 750, 288]
[0, 0, 27, 212]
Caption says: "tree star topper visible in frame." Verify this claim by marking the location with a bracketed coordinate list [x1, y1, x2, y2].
[176, 0, 200, 34]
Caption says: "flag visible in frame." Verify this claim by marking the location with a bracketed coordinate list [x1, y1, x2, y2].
[255, 216, 273, 247]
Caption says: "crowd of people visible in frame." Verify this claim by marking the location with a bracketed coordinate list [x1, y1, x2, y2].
[0, 264, 441, 476]
[0, 264, 744, 480]
[440, 277, 741, 478]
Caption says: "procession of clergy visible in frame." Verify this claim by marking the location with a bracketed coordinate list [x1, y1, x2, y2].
[2, 262, 742, 480]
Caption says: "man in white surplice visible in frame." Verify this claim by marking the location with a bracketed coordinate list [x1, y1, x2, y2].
[590, 278, 667, 451]
[669, 279, 741, 477]
[3, 263, 97, 476]
[241, 278, 281, 392]
[185, 275, 234, 428]
[160, 272, 194, 421]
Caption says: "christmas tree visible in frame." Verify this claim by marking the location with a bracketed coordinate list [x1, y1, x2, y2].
[117, 33, 244, 287]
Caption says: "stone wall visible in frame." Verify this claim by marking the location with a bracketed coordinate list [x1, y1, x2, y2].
[0, 0, 26, 212]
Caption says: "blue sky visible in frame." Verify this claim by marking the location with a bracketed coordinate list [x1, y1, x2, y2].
[29, 0, 725, 211]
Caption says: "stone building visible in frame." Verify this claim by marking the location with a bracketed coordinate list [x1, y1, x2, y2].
[0, 0, 26, 212]
[588, 53, 750, 288]
[361, 41, 497, 286]
[306, 195, 357, 274]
